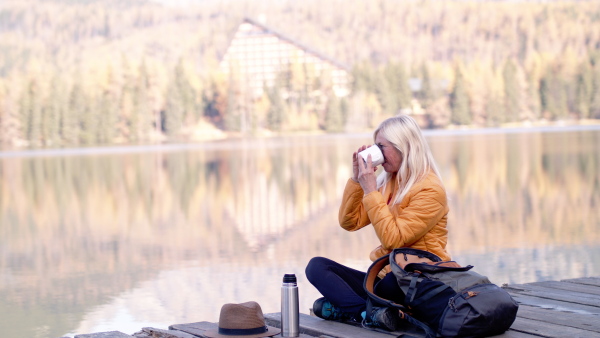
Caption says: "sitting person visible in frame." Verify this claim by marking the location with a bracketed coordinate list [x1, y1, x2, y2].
[305, 115, 451, 329]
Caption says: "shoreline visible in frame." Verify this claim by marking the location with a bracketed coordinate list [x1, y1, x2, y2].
[1, 121, 600, 159]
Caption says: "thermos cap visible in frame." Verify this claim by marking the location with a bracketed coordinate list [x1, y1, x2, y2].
[283, 274, 297, 283]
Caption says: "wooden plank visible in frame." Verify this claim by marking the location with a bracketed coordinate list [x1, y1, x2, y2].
[170, 321, 314, 338]
[529, 280, 600, 296]
[491, 329, 541, 337]
[505, 283, 600, 307]
[74, 332, 131, 338]
[266, 313, 536, 338]
[507, 316, 599, 338]
[133, 327, 198, 338]
[507, 293, 600, 314]
[164, 277, 600, 338]
[169, 315, 539, 338]
[514, 304, 600, 333]
[264, 313, 416, 338]
[169, 322, 213, 338]
[563, 277, 600, 287]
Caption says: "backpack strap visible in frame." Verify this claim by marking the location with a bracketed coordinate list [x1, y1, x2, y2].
[405, 262, 474, 273]
[403, 313, 437, 338]
[364, 254, 438, 338]
[405, 273, 422, 303]
[363, 254, 405, 310]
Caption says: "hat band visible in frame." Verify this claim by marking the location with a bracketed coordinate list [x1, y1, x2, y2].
[218, 325, 268, 336]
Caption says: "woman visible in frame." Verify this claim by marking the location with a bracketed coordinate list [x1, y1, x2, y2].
[305, 115, 450, 328]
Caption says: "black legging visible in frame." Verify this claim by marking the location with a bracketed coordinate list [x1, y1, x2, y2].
[305, 256, 404, 318]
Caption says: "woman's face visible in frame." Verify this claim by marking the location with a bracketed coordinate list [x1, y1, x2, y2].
[375, 133, 403, 173]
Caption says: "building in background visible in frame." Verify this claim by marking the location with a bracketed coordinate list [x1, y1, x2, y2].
[219, 18, 350, 98]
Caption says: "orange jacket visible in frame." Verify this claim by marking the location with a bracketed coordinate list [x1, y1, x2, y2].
[339, 171, 450, 262]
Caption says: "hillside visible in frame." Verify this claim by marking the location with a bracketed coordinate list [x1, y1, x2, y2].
[1, 0, 599, 148]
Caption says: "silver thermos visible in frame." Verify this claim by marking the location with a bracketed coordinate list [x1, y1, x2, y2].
[281, 273, 299, 337]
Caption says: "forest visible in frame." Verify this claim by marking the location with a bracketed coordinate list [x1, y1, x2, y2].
[1, 0, 600, 148]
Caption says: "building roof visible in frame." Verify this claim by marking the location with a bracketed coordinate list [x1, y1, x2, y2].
[220, 17, 351, 97]
[237, 17, 350, 71]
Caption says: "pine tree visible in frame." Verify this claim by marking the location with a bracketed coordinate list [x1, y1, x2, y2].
[340, 96, 349, 127]
[0, 80, 6, 146]
[382, 62, 412, 112]
[589, 55, 600, 118]
[266, 86, 284, 132]
[120, 55, 138, 142]
[65, 79, 84, 146]
[43, 73, 67, 146]
[96, 65, 119, 145]
[324, 96, 342, 132]
[575, 60, 593, 119]
[78, 92, 95, 146]
[539, 74, 551, 118]
[351, 61, 376, 94]
[134, 59, 152, 141]
[376, 66, 397, 116]
[20, 78, 43, 147]
[394, 63, 412, 111]
[120, 83, 135, 142]
[503, 59, 520, 122]
[225, 76, 241, 132]
[486, 88, 504, 127]
[163, 75, 184, 138]
[450, 63, 471, 125]
[174, 59, 196, 125]
[526, 57, 543, 120]
[419, 62, 435, 110]
[97, 88, 117, 144]
[540, 65, 568, 120]
[203, 75, 227, 129]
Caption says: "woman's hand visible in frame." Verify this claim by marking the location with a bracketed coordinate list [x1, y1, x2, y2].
[352, 145, 369, 182]
[357, 152, 378, 194]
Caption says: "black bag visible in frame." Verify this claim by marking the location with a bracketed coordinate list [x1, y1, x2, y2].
[364, 248, 519, 338]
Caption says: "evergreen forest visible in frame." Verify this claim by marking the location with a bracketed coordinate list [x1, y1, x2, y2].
[1, 0, 600, 148]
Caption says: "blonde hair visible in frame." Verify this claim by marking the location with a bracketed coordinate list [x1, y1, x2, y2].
[374, 115, 443, 205]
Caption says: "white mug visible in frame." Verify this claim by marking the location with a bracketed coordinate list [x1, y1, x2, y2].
[358, 145, 384, 166]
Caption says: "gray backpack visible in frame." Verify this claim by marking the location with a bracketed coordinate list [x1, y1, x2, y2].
[364, 248, 519, 337]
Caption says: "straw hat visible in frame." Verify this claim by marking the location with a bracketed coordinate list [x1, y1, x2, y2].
[204, 301, 281, 338]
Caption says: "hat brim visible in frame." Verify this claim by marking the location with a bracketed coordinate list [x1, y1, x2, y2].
[203, 325, 281, 338]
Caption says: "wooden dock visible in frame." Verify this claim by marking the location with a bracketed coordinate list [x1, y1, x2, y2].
[74, 276, 600, 338]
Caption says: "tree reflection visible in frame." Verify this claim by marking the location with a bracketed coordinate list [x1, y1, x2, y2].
[0, 129, 598, 337]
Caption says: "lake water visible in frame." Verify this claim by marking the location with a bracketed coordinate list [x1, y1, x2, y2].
[0, 126, 599, 338]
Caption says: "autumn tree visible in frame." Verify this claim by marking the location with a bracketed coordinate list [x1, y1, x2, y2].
[503, 59, 520, 123]
[589, 54, 600, 118]
[418, 62, 436, 110]
[324, 96, 343, 132]
[43, 73, 67, 146]
[450, 63, 471, 125]
[540, 64, 568, 120]
[19, 78, 43, 147]
[575, 59, 593, 119]
[133, 59, 152, 141]
[225, 75, 242, 132]
[203, 75, 228, 129]
[163, 75, 185, 137]
[384, 62, 412, 112]
[266, 85, 285, 132]
[96, 65, 119, 145]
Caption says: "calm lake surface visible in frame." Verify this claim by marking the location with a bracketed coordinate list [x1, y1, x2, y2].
[1, 126, 599, 338]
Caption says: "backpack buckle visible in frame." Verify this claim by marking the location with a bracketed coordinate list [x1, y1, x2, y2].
[466, 291, 479, 299]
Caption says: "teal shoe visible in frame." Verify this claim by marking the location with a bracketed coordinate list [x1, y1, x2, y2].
[312, 297, 355, 321]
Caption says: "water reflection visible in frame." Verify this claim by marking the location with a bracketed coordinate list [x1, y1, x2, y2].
[0, 128, 598, 338]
